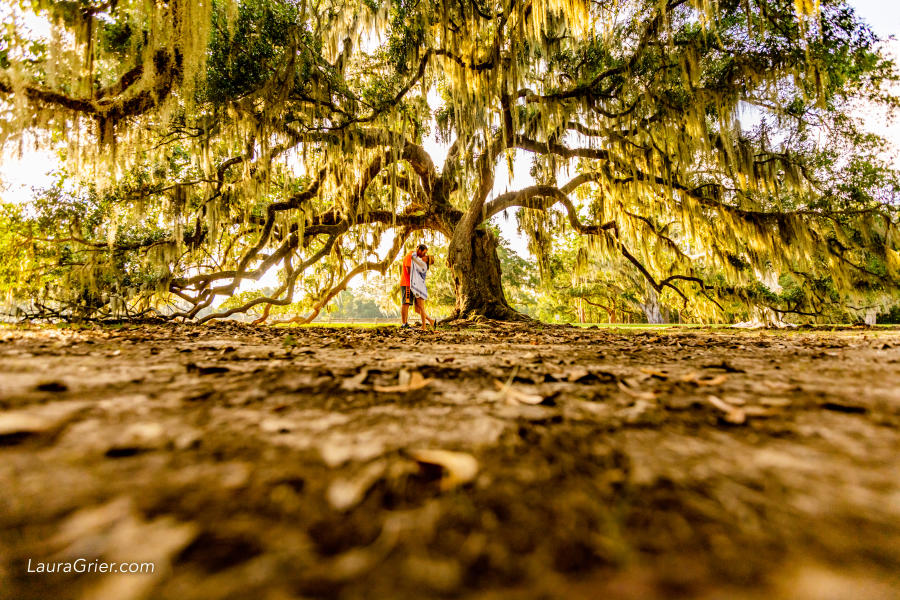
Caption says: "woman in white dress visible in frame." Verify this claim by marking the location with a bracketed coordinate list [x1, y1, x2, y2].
[409, 244, 436, 329]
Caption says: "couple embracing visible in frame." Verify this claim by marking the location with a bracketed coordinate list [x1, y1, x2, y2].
[399, 243, 436, 330]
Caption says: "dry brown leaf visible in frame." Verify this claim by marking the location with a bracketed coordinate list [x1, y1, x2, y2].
[565, 366, 590, 382]
[507, 388, 544, 405]
[697, 374, 729, 387]
[374, 371, 432, 393]
[743, 406, 780, 418]
[707, 395, 746, 424]
[327, 460, 387, 511]
[341, 368, 370, 391]
[407, 448, 479, 490]
[623, 399, 655, 423]
[761, 381, 793, 392]
[0, 401, 89, 438]
[616, 380, 656, 401]
[639, 367, 668, 379]
[679, 371, 700, 383]
[493, 380, 544, 405]
[106, 422, 167, 455]
[760, 397, 792, 407]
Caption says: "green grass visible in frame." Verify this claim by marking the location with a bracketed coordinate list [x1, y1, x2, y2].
[571, 322, 704, 329]
[274, 321, 900, 333]
[273, 322, 395, 329]
[5, 319, 898, 332]
[274, 321, 697, 330]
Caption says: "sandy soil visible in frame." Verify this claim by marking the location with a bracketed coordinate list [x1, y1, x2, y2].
[1, 322, 899, 600]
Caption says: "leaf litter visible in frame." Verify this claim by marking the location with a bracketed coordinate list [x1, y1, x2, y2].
[1, 322, 899, 600]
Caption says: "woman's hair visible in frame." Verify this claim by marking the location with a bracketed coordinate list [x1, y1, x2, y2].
[417, 243, 428, 252]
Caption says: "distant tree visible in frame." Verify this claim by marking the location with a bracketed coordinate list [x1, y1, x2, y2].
[878, 304, 900, 324]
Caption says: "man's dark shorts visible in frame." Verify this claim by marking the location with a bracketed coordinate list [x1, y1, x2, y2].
[400, 286, 415, 306]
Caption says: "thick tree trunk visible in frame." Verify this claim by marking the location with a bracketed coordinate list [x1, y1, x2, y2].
[641, 286, 667, 324]
[446, 227, 528, 321]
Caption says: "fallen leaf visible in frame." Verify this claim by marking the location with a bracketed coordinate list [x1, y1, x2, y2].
[493, 380, 544, 405]
[707, 395, 746, 424]
[407, 448, 478, 491]
[105, 422, 167, 457]
[327, 460, 387, 511]
[341, 368, 370, 391]
[565, 366, 590, 382]
[697, 374, 729, 387]
[701, 361, 745, 373]
[318, 437, 386, 468]
[760, 397, 792, 407]
[0, 401, 89, 441]
[623, 399, 655, 423]
[743, 406, 780, 418]
[639, 367, 668, 380]
[722, 396, 746, 405]
[762, 381, 794, 393]
[616, 380, 656, 401]
[374, 371, 432, 393]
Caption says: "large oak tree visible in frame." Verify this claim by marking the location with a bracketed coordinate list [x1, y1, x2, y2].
[1, 0, 898, 322]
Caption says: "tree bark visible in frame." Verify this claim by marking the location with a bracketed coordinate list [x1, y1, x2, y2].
[641, 286, 667, 324]
[446, 227, 528, 321]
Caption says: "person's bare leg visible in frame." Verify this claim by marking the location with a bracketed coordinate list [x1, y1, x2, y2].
[414, 299, 425, 329]
[401, 303, 409, 326]
[416, 298, 433, 329]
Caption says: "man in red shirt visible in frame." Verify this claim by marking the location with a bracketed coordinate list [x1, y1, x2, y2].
[400, 243, 433, 328]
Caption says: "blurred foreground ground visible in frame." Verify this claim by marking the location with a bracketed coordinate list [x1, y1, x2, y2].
[1, 322, 899, 600]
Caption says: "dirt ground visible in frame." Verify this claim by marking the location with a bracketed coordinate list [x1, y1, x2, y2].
[1, 321, 899, 600]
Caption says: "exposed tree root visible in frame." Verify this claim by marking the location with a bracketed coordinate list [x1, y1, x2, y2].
[440, 303, 534, 325]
